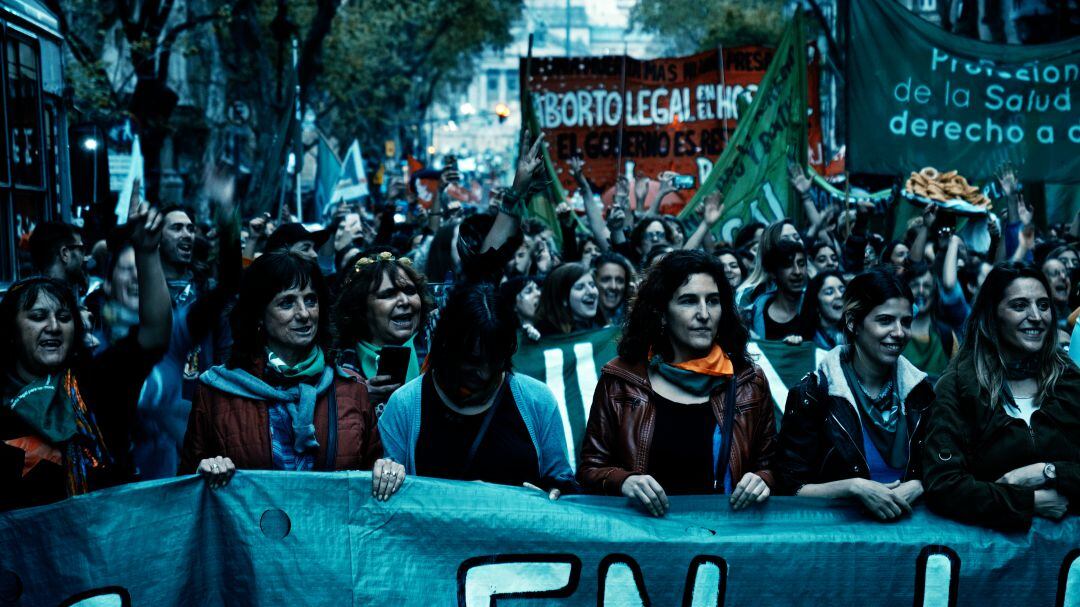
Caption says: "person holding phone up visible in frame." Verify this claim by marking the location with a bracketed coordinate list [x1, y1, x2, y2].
[332, 251, 434, 413]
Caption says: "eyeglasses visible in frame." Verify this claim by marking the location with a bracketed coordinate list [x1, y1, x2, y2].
[644, 232, 666, 242]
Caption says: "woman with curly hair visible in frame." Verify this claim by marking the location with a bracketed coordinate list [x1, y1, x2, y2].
[332, 251, 434, 409]
[578, 250, 777, 516]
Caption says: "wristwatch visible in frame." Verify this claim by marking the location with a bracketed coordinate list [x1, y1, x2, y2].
[1043, 463, 1057, 487]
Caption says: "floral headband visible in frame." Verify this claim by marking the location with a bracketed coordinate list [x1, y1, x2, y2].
[353, 250, 412, 272]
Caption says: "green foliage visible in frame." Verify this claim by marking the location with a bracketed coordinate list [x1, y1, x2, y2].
[631, 0, 786, 53]
[316, 0, 522, 152]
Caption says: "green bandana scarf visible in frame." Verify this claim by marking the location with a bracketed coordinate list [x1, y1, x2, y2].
[3, 374, 77, 444]
[266, 347, 326, 379]
[647, 355, 729, 398]
[355, 336, 420, 382]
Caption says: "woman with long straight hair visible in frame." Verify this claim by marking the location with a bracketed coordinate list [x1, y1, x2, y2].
[923, 262, 1080, 530]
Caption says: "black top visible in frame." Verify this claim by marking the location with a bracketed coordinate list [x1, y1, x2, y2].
[647, 392, 718, 495]
[764, 298, 801, 340]
[0, 334, 164, 511]
[414, 374, 540, 487]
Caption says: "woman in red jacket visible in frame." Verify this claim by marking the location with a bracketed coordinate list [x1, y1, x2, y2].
[578, 250, 777, 516]
[179, 252, 403, 501]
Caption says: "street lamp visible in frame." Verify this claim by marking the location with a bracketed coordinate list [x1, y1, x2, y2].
[83, 137, 99, 210]
[494, 102, 511, 123]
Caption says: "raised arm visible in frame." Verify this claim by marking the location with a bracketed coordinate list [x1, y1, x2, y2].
[569, 157, 610, 250]
[683, 192, 724, 251]
[126, 186, 172, 351]
[481, 131, 545, 254]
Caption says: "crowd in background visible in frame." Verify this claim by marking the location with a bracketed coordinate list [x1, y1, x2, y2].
[2, 135, 1078, 532]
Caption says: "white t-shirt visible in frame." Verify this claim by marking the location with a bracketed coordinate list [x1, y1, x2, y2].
[1005, 396, 1038, 425]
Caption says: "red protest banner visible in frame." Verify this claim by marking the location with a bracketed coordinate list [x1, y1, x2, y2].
[523, 47, 823, 213]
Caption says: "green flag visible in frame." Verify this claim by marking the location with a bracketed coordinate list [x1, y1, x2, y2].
[848, 0, 1079, 184]
[512, 326, 619, 468]
[747, 339, 824, 427]
[521, 90, 570, 246]
[678, 12, 808, 241]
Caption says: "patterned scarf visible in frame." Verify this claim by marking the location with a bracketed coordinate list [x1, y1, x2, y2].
[4, 371, 111, 496]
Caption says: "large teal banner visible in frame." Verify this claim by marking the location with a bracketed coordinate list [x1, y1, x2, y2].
[0, 472, 1077, 606]
[848, 0, 1079, 183]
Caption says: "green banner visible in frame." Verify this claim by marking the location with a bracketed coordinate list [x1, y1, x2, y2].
[513, 326, 620, 467]
[848, 0, 1079, 183]
[678, 12, 808, 242]
[1, 472, 1078, 606]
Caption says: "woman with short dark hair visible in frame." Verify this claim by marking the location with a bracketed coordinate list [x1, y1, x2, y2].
[1, 204, 171, 510]
[533, 263, 602, 337]
[579, 250, 776, 516]
[923, 262, 1080, 530]
[180, 252, 400, 500]
[378, 284, 573, 496]
[777, 267, 934, 520]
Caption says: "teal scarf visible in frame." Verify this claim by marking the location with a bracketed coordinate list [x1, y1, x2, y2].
[266, 347, 326, 379]
[201, 350, 333, 454]
[355, 336, 420, 382]
[648, 355, 728, 397]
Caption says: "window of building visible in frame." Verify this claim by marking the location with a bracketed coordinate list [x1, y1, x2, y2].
[6, 32, 43, 188]
[505, 69, 519, 95]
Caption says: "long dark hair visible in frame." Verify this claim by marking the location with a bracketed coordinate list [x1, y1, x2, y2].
[800, 270, 846, 342]
[228, 252, 331, 370]
[618, 250, 750, 370]
[332, 253, 434, 350]
[0, 277, 86, 373]
[426, 283, 518, 375]
[841, 266, 914, 344]
[960, 262, 1073, 409]
[535, 262, 592, 335]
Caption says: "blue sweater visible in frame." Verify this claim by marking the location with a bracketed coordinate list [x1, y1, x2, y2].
[378, 373, 574, 484]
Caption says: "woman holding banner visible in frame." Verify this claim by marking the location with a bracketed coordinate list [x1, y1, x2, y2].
[776, 267, 935, 521]
[378, 284, 575, 497]
[923, 263, 1080, 530]
[180, 252, 402, 501]
[578, 250, 777, 516]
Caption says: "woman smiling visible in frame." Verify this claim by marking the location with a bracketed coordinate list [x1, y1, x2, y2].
[1, 203, 171, 510]
[533, 263, 602, 337]
[180, 252, 401, 501]
[923, 263, 1080, 530]
[777, 267, 935, 521]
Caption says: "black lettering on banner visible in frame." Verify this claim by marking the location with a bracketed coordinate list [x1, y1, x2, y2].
[681, 556, 727, 607]
[913, 545, 960, 607]
[457, 554, 581, 607]
[597, 554, 651, 606]
[1057, 549, 1080, 607]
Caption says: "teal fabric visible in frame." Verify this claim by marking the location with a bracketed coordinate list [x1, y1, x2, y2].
[0, 472, 1078, 605]
[199, 364, 335, 454]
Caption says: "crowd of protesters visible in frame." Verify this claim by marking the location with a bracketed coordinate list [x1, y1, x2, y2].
[2, 133, 1078, 532]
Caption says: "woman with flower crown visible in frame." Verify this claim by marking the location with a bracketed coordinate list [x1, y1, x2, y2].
[331, 250, 435, 412]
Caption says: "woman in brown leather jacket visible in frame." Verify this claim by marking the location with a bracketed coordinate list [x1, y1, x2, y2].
[578, 250, 777, 516]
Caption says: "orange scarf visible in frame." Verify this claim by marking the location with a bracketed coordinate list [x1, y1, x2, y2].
[669, 345, 734, 377]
